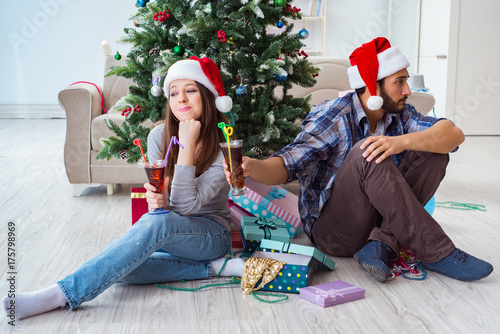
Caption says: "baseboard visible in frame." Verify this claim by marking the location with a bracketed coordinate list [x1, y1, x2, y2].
[0, 105, 66, 119]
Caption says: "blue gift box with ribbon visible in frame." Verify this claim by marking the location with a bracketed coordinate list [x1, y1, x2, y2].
[240, 216, 290, 254]
[229, 177, 302, 238]
[253, 239, 336, 294]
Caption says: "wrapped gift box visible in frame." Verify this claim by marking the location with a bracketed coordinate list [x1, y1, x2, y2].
[228, 198, 253, 229]
[240, 216, 290, 253]
[252, 239, 335, 294]
[299, 280, 365, 307]
[231, 231, 243, 249]
[229, 177, 302, 238]
[131, 187, 148, 225]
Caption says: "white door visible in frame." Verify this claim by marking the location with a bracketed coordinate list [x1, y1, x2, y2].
[417, 0, 451, 118]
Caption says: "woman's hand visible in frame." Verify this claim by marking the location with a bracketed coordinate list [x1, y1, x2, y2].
[144, 177, 170, 210]
[178, 119, 201, 147]
[177, 119, 201, 166]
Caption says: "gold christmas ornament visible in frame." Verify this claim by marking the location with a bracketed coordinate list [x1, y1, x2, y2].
[241, 257, 286, 295]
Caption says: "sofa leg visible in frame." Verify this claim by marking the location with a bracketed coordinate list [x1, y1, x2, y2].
[107, 184, 115, 195]
[73, 183, 100, 197]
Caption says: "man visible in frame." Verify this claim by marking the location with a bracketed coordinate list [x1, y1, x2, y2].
[226, 37, 493, 282]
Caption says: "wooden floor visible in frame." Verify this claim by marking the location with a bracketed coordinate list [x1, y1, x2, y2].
[1, 119, 499, 334]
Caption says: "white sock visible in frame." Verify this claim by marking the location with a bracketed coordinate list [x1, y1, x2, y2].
[1, 284, 67, 320]
[211, 257, 245, 277]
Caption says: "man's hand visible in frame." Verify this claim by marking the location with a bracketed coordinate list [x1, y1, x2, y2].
[360, 136, 407, 164]
[144, 177, 170, 210]
[223, 156, 252, 185]
[222, 156, 288, 186]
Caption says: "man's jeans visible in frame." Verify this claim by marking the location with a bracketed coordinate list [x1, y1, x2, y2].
[312, 139, 455, 263]
[58, 212, 230, 310]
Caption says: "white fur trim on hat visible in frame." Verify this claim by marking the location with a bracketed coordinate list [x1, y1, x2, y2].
[367, 96, 384, 110]
[347, 47, 410, 89]
[216, 96, 232, 113]
[163, 59, 218, 98]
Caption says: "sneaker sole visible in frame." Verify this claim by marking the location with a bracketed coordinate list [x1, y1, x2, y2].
[361, 263, 389, 282]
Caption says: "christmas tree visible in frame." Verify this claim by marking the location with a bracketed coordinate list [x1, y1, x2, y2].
[97, 0, 318, 163]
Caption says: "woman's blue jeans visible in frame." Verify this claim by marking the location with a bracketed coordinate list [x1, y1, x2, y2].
[57, 211, 231, 310]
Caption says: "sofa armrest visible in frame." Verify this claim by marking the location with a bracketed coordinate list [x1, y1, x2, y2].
[407, 91, 436, 115]
[58, 83, 103, 184]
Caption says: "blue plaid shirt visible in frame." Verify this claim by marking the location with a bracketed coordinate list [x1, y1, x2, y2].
[273, 92, 447, 238]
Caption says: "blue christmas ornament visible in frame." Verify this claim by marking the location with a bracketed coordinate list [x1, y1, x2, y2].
[275, 73, 288, 83]
[137, 0, 149, 7]
[299, 29, 309, 39]
[277, 21, 284, 28]
[236, 85, 248, 97]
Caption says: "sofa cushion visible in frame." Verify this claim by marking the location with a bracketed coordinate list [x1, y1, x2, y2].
[91, 113, 153, 150]
[102, 55, 135, 111]
[288, 57, 351, 106]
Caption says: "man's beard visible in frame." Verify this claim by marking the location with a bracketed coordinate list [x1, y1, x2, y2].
[380, 86, 407, 114]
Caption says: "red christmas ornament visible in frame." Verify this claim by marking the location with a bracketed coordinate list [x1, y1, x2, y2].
[296, 49, 309, 58]
[153, 10, 169, 22]
[284, 3, 300, 13]
[217, 30, 227, 42]
[121, 105, 143, 117]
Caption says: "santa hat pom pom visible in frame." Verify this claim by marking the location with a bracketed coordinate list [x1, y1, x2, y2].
[367, 96, 383, 110]
[216, 96, 233, 113]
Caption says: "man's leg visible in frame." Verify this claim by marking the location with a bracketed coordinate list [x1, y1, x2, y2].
[313, 140, 492, 282]
[313, 140, 454, 262]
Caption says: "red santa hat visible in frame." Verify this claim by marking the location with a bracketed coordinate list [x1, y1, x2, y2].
[163, 56, 233, 113]
[347, 37, 410, 110]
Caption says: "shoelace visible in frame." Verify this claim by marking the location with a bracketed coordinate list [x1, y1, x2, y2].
[451, 249, 469, 264]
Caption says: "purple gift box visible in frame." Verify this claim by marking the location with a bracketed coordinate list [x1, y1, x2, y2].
[299, 280, 365, 307]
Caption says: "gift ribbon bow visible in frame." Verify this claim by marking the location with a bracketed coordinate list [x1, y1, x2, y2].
[313, 286, 359, 301]
[260, 187, 288, 208]
[256, 217, 278, 229]
[248, 217, 278, 240]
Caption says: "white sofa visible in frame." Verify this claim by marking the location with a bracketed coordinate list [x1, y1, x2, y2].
[289, 57, 435, 112]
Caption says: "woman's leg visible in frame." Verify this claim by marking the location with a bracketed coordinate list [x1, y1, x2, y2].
[58, 212, 230, 310]
[2, 212, 230, 319]
[118, 251, 245, 284]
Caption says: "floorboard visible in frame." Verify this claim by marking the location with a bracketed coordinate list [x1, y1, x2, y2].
[1, 119, 499, 334]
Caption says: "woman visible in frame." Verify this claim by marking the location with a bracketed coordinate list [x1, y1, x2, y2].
[2, 57, 245, 320]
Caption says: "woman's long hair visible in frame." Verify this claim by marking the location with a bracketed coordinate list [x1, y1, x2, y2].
[160, 81, 228, 179]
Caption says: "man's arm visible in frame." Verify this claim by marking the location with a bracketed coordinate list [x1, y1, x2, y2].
[223, 156, 288, 185]
[361, 119, 465, 164]
[402, 119, 464, 153]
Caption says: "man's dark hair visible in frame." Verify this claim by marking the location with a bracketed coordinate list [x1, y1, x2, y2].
[355, 78, 385, 96]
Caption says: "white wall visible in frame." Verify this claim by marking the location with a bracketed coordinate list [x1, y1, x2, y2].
[0, 0, 136, 105]
[325, 0, 390, 58]
[389, 0, 419, 75]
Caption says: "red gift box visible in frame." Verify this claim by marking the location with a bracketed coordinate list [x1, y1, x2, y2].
[131, 187, 148, 225]
[231, 231, 243, 249]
